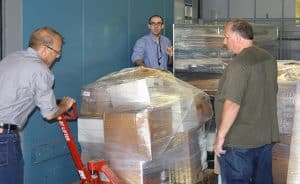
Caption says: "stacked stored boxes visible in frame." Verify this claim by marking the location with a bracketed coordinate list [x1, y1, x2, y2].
[287, 81, 300, 183]
[79, 67, 213, 184]
[274, 61, 300, 184]
[168, 127, 204, 184]
[173, 24, 278, 73]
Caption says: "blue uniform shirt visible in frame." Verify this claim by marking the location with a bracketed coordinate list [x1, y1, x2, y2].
[131, 33, 172, 70]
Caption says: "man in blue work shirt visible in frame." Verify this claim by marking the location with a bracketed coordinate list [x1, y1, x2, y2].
[0, 27, 75, 184]
[131, 15, 173, 70]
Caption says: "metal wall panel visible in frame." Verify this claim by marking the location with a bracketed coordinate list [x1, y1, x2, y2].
[21, 0, 173, 183]
[22, 1, 83, 183]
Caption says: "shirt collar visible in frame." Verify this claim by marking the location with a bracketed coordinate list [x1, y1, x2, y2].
[149, 33, 160, 44]
[26, 47, 46, 65]
[27, 47, 39, 57]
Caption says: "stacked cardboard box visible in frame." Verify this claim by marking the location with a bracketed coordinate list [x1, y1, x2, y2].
[108, 159, 162, 184]
[103, 108, 207, 184]
[287, 81, 300, 183]
[168, 128, 203, 184]
[79, 67, 213, 184]
[273, 62, 300, 184]
[103, 108, 173, 161]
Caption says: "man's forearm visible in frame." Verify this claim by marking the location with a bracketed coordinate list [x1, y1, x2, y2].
[45, 106, 68, 120]
[45, 97, 75, 120]
[217, 99, 240, 139]
[214, 99, 240, 156]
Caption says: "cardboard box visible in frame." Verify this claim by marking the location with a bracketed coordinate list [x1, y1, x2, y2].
[167, 128, 204, 184]
[107, 79, 152, 109]
[272, 143, 290, 184]
[103, 108, 173, 161]
[108, 128, 205, 184]
[279, 134, 292, 145]
[80, 87, 110, 118]
[104, 115, 205, 184]
[188, 79, 219, 92]
[78, 118, 105, 164]
[109, 159, 163, 184]
[277, 81, 297, 134]
[169, 152, 203, 184]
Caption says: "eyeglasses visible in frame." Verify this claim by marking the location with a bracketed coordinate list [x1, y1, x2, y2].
[45, 45, 61, 58]
[223, 34, 230, 39]
[224, 32, 234, 39]
[150, 22, 163, 26]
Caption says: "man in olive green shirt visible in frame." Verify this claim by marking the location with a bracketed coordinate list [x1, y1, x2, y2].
[214, 19, 279, 184]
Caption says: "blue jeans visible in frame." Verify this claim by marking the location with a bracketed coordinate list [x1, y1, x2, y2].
[218, 144, 273, 184]
[0, 132, 24, 184]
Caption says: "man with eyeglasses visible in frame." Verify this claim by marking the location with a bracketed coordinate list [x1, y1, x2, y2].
[0, 27, 75, 184]
[131, 15, 173, 70]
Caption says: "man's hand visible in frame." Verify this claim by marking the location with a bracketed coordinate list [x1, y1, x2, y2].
[59, 96, 75, 112]
[134, 60, 145, 67]
[214, 135, 226, 157]
[166, 46, 173, 57]
[45, 96, 75, 120]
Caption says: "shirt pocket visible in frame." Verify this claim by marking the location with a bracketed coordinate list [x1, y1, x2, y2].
[0, 139, 8, 167]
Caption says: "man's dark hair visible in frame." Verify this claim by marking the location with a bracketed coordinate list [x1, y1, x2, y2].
[230, 19, 254, 40]
[148, 15, 164, 24]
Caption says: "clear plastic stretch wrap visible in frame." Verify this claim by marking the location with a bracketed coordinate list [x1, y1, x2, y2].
[79, 67, 213, 184]
[278, 60, 300, 82]
[174, 24, 228, 73]
[287, 81, 300, 184]
[173, 24, 278, 73]
[277, 61, 300, 135]
[274, 60, 300, 184]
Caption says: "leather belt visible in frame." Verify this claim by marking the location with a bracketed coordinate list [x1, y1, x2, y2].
[0, 123, 18, 134]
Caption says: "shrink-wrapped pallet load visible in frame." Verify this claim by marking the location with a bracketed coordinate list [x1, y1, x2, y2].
[274, 61, 300, 184]
[173, 24, 278, 73]
[78, 67, 213, 184]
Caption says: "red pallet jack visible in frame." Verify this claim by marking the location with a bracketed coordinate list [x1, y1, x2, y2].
[57, 103, 123, 184]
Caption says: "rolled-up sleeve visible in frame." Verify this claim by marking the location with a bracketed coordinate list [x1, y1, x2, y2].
[33, 70, 57, 118]
[131, 38, 145, 64]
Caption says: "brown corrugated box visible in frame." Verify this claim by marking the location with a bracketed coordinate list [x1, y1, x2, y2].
[277, 81, 297, 135]
[80, 87, 111, 118]
[108, 160, 162, 184]
[167, 128, 203, 184]
[272, 143, 290, 184]
[188, 79, 219, 92]
[103, 107, 173, 161]
[106, 128, 204, 184]
[104, 110, 204, 184]
[169, 152, 203, 184]
[272, 133, 291, 184]
[272, 81, 296, 184]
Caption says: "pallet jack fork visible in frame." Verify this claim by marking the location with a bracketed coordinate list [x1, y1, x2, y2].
[57, 103, 123, 184]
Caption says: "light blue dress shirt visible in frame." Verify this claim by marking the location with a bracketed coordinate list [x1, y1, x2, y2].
[131, 33, 172, 70]
[0, 48, 58, 128]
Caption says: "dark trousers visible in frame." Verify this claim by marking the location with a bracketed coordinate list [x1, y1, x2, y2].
[0, 132, 24, 184]
[218, 144, 273, 184]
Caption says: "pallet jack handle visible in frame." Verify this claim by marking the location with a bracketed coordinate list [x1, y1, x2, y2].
[57, 102, 123, 184]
